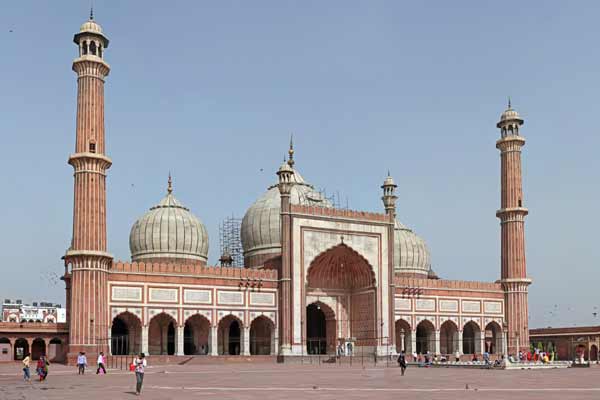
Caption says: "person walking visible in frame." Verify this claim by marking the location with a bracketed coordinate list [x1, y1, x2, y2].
[22, 353, 31, 382]
[134, 353, 147, 395]
[36, 355, 49, 381]
[397, 350, 407, 376]
[96, 352, 107, 375]
[77, 352, 87, 375]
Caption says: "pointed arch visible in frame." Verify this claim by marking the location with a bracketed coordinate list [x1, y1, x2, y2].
[148, 312, 176, 355]
[111, 311, 142, 355]
[484, 321, 502, 354]
[440, 320, 459, 355]
[395, 319, 412, 354]
[307, 243, 375, 290]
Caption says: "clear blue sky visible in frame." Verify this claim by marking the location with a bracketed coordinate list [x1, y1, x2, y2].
[1, 1, 598, 328]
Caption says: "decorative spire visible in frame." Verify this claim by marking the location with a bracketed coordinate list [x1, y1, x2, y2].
[167, 173, 173, 194]
[508, 96, 512, 109]
[287, 134, 295, 167]
[90, 3, 94, 20]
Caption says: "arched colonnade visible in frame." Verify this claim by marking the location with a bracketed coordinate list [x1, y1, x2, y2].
[110, 311, 277, 356]
[394, 318, 505, 358]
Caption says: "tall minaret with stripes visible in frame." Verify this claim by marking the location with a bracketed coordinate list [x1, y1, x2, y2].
[64, 11, 112, 360]
[496, 100, 531, 355]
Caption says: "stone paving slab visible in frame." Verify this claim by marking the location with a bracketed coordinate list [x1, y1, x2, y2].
[0, 362, 598, 400]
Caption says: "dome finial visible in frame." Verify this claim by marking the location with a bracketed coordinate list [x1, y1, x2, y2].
[287, 134, 295, 167]
[508, 96, 512, 109]
[90, 1, 94, 20]
[167, 172, 173, 194]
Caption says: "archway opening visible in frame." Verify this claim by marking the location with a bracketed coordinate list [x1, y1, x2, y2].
[306, 303, 333, 355]
[14, 338, 28, 360]
[218, 315, 242, 355]
[440, 320, 458, 355]
[463, 321, 481, 354]
[250, 316, 274, 355]
[111, 312, 142, 355]
[0, 338, 11, 362]
[184, 314, 210, 355]
[48, 338, 64, 362]
[485, 322, 502, 354]
[416, 320, 435, 354]
[591, 345, 598, 362]
[394, 319, 412, 354]
[31, 338, 46, 360]
[306, 244, 376, 351]
[148, 313, 176, 355]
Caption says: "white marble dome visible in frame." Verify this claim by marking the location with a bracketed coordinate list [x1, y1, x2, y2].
[394, 219, 431, 276]
[129, 186, 208, 264]
[80, 19, 103, 35]
[241, 166, 331, 264]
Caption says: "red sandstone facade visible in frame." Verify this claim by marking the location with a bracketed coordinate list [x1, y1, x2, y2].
[0, 15, 535, 364]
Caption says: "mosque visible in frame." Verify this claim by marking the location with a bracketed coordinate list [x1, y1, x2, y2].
[0, 14, 532, 363]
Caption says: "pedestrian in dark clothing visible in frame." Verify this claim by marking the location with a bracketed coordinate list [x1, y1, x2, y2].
[397, 350, 407, 376]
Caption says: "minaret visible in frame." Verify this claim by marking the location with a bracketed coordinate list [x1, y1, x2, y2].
[496, 100, 531, 355]
[277, 159, 294, 356]
[381, 173, 397, 349]
[64, 12, 112, 360]
[381, 172, 398, 217]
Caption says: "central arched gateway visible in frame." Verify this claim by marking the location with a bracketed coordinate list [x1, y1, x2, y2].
[305, 243, 377, 355]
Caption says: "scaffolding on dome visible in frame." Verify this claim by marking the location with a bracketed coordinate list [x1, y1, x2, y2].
[318, 187, 350, 210]
[219, 215, 244, 267]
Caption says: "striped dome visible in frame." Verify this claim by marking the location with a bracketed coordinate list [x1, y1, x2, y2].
[394, 219, 431, 276]
[129, 186, 208, 264]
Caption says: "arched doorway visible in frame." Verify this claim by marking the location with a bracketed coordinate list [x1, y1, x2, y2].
[148, 313, 176, 355]
[306, 244, 376, 353]
[395, 319, 412, 354]
[306, 302, 336, 355]
[111, 312, 142, 355]
[48, 338, 64, 362]
[14, 338, 28, 360]
[218, 315, 242, 355]
[416, 320, 435, 354]
[440, 320, 458, 355]
[184, 314, 210, 355]
[31, 338, 46, 360]
[0, 338, 11, 362]
[250, 316, 274, 355]
[485, 322, 502, 354]
[590, 345, 598, 362]
[463, 321, 481, 354]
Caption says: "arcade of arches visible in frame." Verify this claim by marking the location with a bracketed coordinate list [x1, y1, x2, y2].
[394, 319, 506, 357]
[305, 244, 377, 355]
[107, 313, 276, 357]
[0, 336, 65, 362]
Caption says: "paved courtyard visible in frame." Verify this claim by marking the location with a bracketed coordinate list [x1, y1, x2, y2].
[0, 362, 598, 400]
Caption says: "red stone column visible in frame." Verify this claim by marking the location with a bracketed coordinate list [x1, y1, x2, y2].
[496, 105, 531, 356]
[64, 19, 113, 363]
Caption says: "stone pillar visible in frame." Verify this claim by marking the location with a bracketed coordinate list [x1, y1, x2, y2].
[141, 326, 149, 355]
[458, 331, 463, 355]
[223, 327, 229, 355]
[434, 331, 441, 355]
[107, 328, 112, 355]
[399, 330, 405, 352]
[480, 330, 486, 355]
[44, 339, 51, 358]
[26, 338, 33, 356]
[411, 331, 417, 356]
[176, 326, 184, 356]
[271, 327, 278, 355]
[242, 326, 251, 356]
[502, 331, 508, 356]
[210, 326, 218, 356]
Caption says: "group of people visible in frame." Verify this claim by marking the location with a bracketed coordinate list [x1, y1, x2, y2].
[21, 353, 50, 382]
[507, 349, 554, 363]
[76, 351, 107, 375]
[21, 350, 147, 396]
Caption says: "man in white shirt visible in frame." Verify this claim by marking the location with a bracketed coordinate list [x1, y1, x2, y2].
[96, 351, 106, 374]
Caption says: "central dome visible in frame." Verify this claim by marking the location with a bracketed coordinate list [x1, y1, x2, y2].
[241, 161, 331, 268]
[394, 219, 431, 277]
[129, 179, 209, 264]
